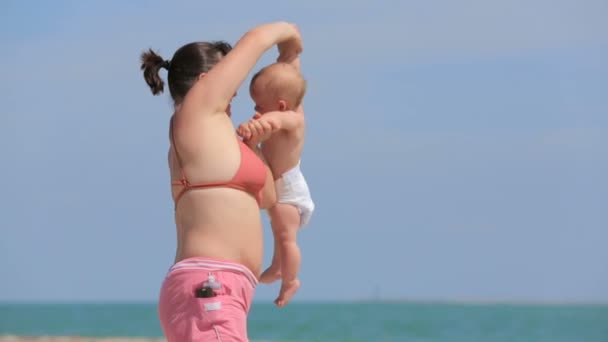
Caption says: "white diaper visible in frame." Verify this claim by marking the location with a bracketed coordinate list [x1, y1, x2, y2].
[274, 162, 315, 227]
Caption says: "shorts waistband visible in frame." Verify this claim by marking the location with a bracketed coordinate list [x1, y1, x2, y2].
[167, 257, 258, 287]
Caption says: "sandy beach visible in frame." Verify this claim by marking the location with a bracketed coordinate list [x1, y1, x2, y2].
[0, 338, 165, 342]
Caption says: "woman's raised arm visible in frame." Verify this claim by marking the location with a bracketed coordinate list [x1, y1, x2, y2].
[180, 22, 303, 118]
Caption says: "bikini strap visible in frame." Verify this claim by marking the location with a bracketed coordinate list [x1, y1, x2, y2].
[170, 116, 189, 186]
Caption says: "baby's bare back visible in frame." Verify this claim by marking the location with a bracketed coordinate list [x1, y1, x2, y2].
[262, 124, 305, 179]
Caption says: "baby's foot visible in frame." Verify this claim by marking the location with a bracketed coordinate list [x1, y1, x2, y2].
[274, 279, 300, 308]
[259, 265, 282, 284]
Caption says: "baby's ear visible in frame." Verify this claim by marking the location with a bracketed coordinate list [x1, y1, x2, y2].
[278, 100, 288, 111]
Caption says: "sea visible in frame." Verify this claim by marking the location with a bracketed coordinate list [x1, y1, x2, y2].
[1, 302, 607, 342]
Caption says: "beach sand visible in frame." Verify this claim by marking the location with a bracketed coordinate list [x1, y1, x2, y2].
[0, 337, 166, 342]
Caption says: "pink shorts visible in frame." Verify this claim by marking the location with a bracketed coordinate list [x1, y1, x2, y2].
[158, 257, 258, 342]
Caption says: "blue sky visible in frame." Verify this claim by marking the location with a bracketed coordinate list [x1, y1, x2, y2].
[1, 0, 606, 303]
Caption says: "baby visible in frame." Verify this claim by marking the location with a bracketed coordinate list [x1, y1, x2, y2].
[238, 60, 314, 307]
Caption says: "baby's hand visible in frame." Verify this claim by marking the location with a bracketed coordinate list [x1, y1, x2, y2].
[236, 113, 263, 141]
[237, 115, 278, 146]
[237, 122, 252, 141]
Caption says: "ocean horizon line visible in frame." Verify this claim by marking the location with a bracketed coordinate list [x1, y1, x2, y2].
[2, 298, 607, 307]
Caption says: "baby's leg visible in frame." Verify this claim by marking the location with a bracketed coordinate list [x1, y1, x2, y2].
[259, 210, 283, 284]
[271, 203, 302, 307]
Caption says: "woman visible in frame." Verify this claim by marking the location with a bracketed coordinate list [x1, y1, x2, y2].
[140, 22, 303, 342]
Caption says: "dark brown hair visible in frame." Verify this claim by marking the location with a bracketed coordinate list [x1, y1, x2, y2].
[140, 41, 232, 104]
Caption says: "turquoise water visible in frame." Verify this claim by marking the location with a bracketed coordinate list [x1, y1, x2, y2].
[1, 302, 607, 341]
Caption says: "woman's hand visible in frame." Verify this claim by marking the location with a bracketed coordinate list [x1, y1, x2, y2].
[237, 114, 278, 146]
[277, 23, 303, 63]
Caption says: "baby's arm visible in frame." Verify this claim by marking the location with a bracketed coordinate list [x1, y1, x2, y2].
[256, 110, 304, 132]
[236, 116, 279, 144]
[280, 56, 304, 114]
[290, 56, 301, 71]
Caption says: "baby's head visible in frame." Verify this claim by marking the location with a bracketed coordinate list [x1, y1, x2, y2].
[249, 62, 306, 114]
